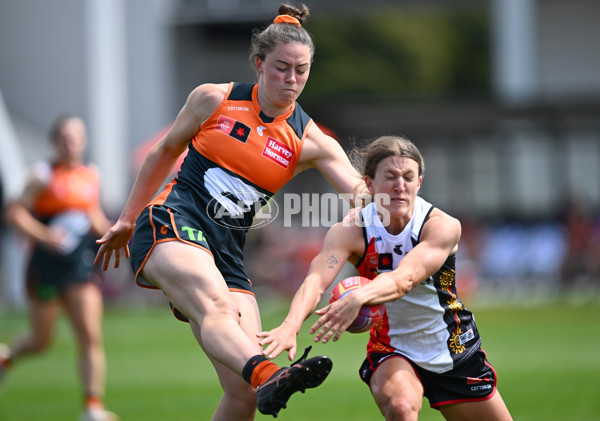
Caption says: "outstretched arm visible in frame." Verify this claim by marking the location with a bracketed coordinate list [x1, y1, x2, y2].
[5, 170, 66, 252]
[296, 124, 366, 206]
[94, 83, 228, 270]
[311, 209, 461, 343]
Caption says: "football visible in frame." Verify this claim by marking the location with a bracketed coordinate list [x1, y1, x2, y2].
[329, 276, 385, 333]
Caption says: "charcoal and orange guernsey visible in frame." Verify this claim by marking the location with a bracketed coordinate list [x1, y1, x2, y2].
[131, 81, 315, 306]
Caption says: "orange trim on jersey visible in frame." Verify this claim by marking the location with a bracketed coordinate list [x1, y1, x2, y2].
[228, 288, 256, 297]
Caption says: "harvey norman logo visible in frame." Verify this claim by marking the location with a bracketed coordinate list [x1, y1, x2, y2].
[262, 137, 294, 168]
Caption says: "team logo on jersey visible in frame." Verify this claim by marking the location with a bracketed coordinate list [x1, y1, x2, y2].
[365, 252, 378, 269]
[378, 253, 393, 270]
[215, 115, 251, 143]
[262, 137, 294, 168]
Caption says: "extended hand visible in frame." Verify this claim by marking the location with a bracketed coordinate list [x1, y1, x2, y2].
[310, 293, 361, 343]
[94, 220, 135, 270]
[257, 321, 300, 361]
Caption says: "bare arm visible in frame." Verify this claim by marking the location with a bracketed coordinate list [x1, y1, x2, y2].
[4, 173, 66, 251]
[84, 164, 112, 237]
[95, 83, 228, 270]
[296, 124, 365, 205]
[258, 210, 364, 360]
[311, 208, 461, 343]
[87, 205, 111, 238]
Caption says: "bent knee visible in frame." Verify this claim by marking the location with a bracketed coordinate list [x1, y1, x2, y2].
[186, 298, 241, 326]
[380, 396, 422, 421]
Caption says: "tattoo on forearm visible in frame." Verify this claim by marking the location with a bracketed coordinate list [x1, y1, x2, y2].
[327, 254, 340, 269]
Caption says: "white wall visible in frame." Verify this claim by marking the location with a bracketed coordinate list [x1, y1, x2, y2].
[538, 0, 600, 100]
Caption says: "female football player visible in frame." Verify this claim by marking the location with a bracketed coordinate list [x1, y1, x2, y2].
[95, 3, 363, 420]
[259, 135, 513, 421]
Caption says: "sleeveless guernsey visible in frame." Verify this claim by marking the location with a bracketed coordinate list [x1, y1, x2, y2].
[356, 198, 481, 373]
[133, 82, 313, 289]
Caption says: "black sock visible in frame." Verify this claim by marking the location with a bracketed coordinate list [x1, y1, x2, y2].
[242, 354, 269, 385]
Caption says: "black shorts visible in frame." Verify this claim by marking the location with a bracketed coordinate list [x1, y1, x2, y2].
[26, 240, 97, 301]
[359, 348, 497, 408]
[129, 205, 254, 321]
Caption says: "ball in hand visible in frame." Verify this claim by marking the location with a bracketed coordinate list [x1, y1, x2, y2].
[329, 276, 385, 333]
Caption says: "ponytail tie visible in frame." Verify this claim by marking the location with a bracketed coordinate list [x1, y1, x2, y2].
[273, 14, 301, 26]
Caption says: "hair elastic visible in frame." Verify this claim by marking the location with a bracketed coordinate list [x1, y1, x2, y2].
[273, 14, 301, 26]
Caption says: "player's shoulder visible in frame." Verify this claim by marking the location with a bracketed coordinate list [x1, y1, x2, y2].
[82, 162, 101, 179]
[424, 206, 462, 242]
[185, 83, 230, 121]
[188, 83, 229, 106]
[428, 207, 460, 227]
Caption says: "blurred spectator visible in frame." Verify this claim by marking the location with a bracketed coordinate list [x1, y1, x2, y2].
[560, 197, 600, 289]
[478, 221, 567, 283]
[1, 115, 119, 421]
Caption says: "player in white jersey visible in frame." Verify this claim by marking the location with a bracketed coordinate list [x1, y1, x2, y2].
[259, 136, 513, 420]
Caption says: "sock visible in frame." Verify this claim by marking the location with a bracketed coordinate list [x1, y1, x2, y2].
[242, 355, 281, 389]
[84, 395, 104, 410]
[0, 356, 10, 369]
[0, 345, 11, 369]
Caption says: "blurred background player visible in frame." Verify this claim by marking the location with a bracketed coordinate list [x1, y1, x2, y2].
[259, 135, 513, 421]
[1, 115, 118, 421]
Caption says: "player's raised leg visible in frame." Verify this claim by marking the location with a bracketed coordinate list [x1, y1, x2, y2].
[191, 291, 262, 420]
[142, 241, 332, 418]
[142, 241, 262, 371]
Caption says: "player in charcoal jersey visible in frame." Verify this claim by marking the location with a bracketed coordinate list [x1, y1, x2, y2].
[2, 115, 118, 421]
[259, 136, 513, 420]
[94, 4, 363, 420]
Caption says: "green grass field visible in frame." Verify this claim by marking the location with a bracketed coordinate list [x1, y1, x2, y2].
[1, 294, 599, 421]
